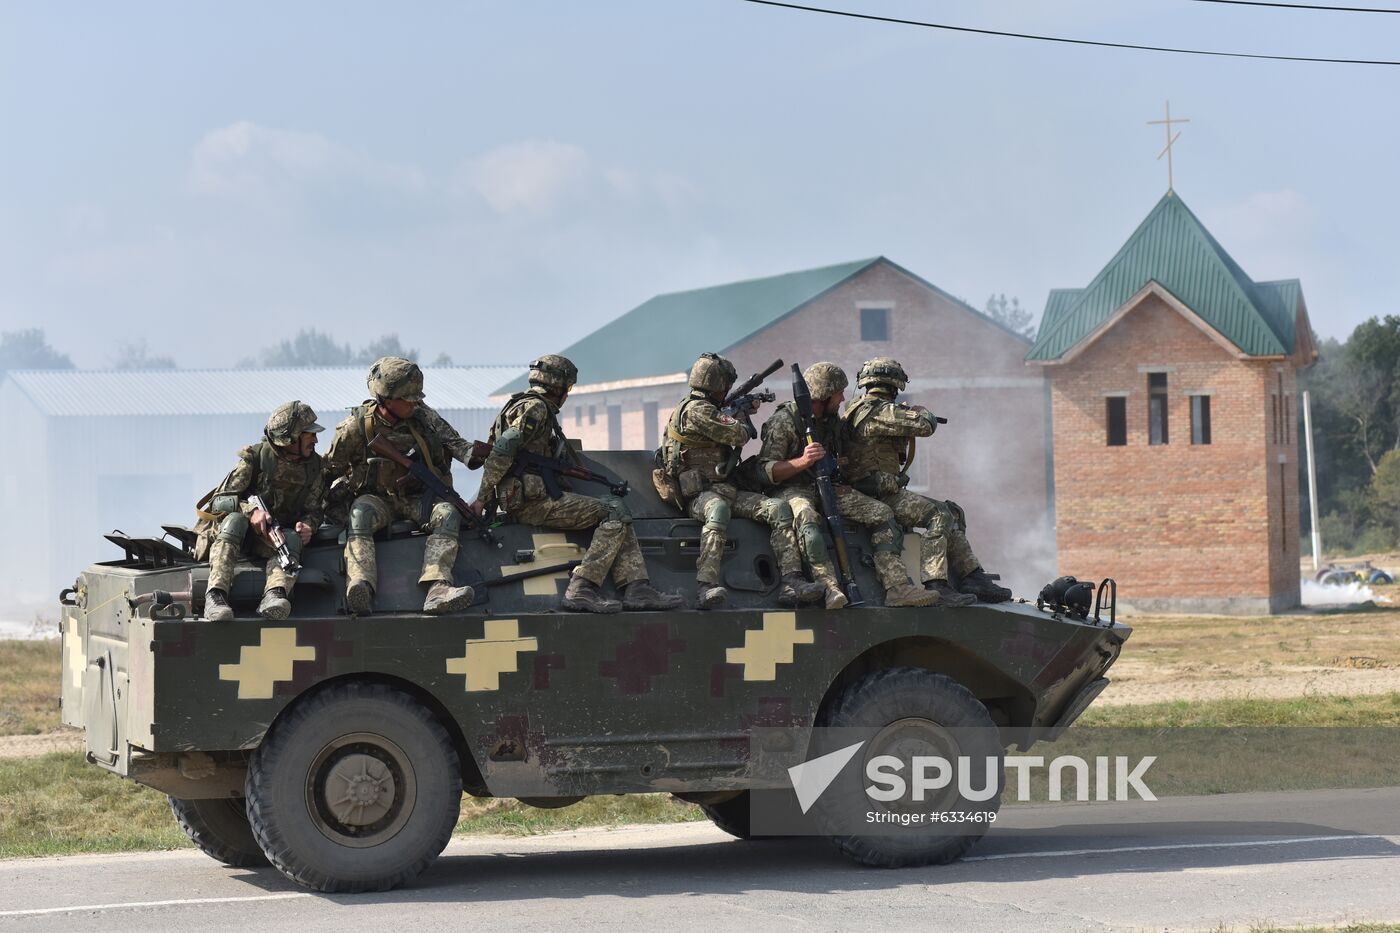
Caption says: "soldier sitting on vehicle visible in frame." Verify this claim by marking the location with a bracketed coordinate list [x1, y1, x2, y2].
[322, 357, 476, 616]
[470, 355, 683, 614]
[842, 357, 1012, 605]
[659, 352, 825, 610]
[197, 401, 326, 622]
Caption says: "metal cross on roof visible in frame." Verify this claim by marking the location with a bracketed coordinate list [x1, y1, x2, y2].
[1147, 100, 1190, 192]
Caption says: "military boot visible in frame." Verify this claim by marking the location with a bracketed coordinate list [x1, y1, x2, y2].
[884, 582, 939, 608]
[345, 580, 375, 616]
[958, 568, 1012, 603]
[258, 587, 291, 620]
[697, 583, 728, 610]
[621, 580, 685, 611]
[777, 573, 825, 607]
[824, 586, 850, 611]
[925, 579, 977, 608]
[424, 581, 475, 614]
[204, 588, 234, 622]
[563, 576, 623, 614]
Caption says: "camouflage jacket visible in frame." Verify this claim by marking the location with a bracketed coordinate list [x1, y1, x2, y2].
[212, 441, 325, 529]
[478, 387, 571, 505]
[664, 391, 751, 496]
[841, 389, 938, 492]
[757, 401, 843, 490]
[323, 401, 469, 503]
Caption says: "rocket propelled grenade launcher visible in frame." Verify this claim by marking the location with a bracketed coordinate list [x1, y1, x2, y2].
[245, 494, 300, 575]
[791, 363, 865, 607]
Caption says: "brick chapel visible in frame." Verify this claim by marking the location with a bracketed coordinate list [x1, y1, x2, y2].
[1027, 190, 1317, 613]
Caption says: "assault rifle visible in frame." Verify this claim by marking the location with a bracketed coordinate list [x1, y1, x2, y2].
[468, 440, 629, 500]
[791, 363, 865, 606]
[246, 494, 301, 575]
[367, 434, 500, 548]
[722, 358, 783, 438]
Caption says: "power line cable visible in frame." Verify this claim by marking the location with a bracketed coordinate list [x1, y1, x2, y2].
[1190, 0, 1400, 13]
[742, 0, 1400, 65]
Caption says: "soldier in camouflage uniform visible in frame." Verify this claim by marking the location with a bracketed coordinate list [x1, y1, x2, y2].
[663, 353, 824, 610]
[201, 401, 326, 622]
[322, 357, 476, 616]
[471, 355, 683, 614]
[758, 363, 936, 609]
[843, 358, 1012, 605]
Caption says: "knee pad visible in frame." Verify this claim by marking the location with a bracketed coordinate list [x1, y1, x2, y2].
[432, 502, 461, 536]
[871, 518, 904, 554]
[703, 497, 731, 532]
[348, 500, 380, 536]
[765, 498, 793, 525]
[799, 522, 828, 562]
[216, 511, 249, 543]
[600, 494, 633, 524]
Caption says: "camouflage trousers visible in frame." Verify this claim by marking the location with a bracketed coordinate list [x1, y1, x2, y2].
[770, 487, 840, 592]
[345, 494, 460, 590]
[686, 483, 803, 586]
[207, 512, 303, 595]
[515, 492, 647, 588]
[830, 486, 912, 593]
[882, 490, 980, 583]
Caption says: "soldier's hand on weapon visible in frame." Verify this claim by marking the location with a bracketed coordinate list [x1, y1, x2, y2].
[250, 507, 272, 539]
[468, 498, 486, 518]
[295, 522, 314, 546]
[797, 441, 827, 470]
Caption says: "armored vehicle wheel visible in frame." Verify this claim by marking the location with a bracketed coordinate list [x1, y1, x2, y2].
[168, 796, 268, 868]
[696, 792, 756, 840]
[246, 682, 461, 893]
[813, 667, 1003, 868]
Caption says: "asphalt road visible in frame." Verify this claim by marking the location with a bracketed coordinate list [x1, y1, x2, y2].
[3, 789, 1399, 931]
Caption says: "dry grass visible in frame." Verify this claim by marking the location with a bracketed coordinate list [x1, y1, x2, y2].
[0, 640, 62, 735]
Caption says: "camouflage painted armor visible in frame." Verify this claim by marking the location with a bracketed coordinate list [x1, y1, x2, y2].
[843, 389, 980, 583]
[666, 391, 803, 585]
[478, 387, 647, 588]
[323, 402, 470, 589]
[204, 441, 324, 597]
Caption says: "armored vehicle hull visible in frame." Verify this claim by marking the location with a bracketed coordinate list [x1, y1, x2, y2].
[62, 451, 1128, 891]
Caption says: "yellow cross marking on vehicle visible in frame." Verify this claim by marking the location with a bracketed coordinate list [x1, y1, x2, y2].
[727, 611, 814, 682]
[218, 628, 316, 700]
[65, 616, 85, 691]
[498, 533, 587, 595]
[446, 619, 539, 692]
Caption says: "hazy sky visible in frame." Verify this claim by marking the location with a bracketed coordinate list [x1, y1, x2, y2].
[1, 0, 1395, 368]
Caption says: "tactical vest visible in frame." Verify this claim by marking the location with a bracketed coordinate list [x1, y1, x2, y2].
[663, 394, 736, 490]
[765, 401, 842, 489]
[492, 390, 571, 460]
[841, 393, 912, 486]
[352, 402, 449, 496]
[250, 441, 322, 522]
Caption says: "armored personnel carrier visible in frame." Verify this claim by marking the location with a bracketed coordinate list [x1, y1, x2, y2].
[60, 449, 1128, 892]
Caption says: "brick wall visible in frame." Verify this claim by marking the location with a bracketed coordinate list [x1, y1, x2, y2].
[560, 260, 1053, 594]
[1047, 290, 1300, 612]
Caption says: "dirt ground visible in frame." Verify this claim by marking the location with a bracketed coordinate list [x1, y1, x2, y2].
[1100, 591, 1400, 706]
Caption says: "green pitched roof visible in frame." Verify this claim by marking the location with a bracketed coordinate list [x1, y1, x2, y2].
[1027, 192, 1301, 362]
[496, 258, 883, 393]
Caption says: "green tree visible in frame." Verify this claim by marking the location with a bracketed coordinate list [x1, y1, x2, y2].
[983, 294, 1036, 339]
[0, 329, 74, 373]
[240, 329, 352, 368]
[111, 341, 177, 370]
[1372, 448, 1400, 533]
[353, 334, 418, 364]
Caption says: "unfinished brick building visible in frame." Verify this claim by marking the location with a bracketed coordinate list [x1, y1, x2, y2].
[495, 257, 1053, 593]
[1027, 191, 1317, 613]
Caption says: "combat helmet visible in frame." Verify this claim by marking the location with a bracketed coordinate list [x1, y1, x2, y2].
[367, 357, 424, 401]
[528, 355, 578, 392]
[689, 352, 737, 394]
[857, 357, 908, 392]
[264, 400, 325, 446]
[804, 362, 848, 401]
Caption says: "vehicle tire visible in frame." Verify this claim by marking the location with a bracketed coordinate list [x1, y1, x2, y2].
[168, 796, 269, 868]
[813, 667, 1003, 868]
[1369, 571, 1394, 585]
[245, 682, 461, 893]
[697, 791, 756, 840]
